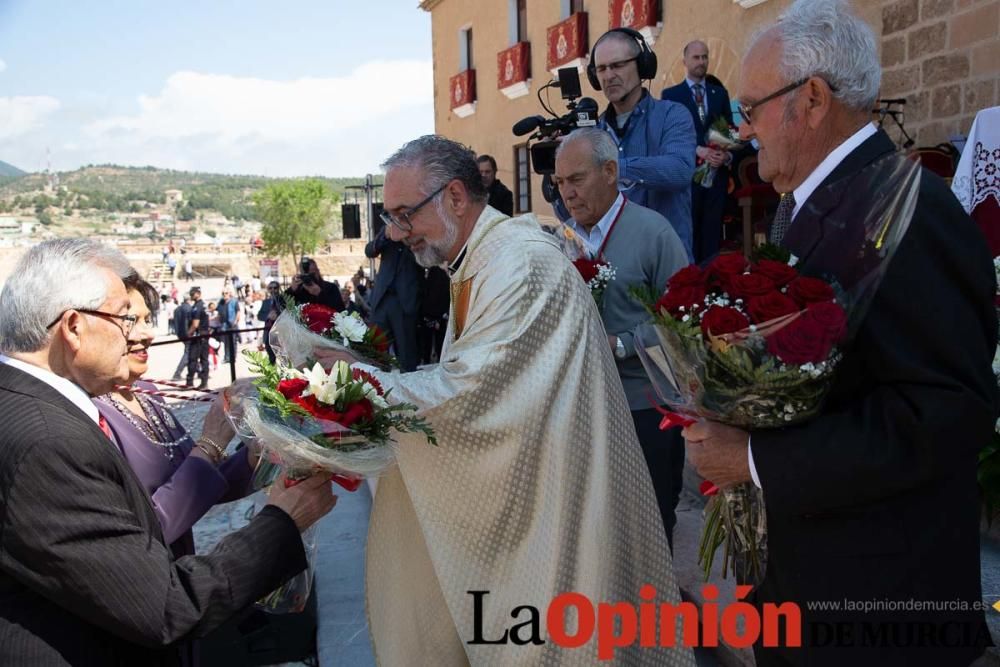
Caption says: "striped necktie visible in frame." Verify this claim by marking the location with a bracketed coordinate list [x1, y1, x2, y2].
[693, 84, 706, 125]
[769, 193, 797, 245]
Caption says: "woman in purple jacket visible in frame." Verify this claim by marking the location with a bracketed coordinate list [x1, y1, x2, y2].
[94, 277, 255, 558]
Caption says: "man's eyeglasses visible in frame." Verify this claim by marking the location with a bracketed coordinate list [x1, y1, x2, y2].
[594, 57, 638, 76]
[380, 182, 449, 233]
[737, 77, 839, 125]
[47, 309, 139, 338]
[737, 78, 809, 125]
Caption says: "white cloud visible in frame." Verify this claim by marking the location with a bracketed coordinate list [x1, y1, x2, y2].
[84, 60, 435, 173]
[0, 96, 60, 140]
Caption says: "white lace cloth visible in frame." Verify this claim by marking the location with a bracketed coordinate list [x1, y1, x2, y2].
[952, 105, 1000, 214]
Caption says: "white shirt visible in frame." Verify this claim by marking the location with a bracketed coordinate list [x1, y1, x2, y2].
[0, 354, 100, 425]
[570, 193, 625, 258]
[747, 121, 877, 489]
[790, 123, 877, 221]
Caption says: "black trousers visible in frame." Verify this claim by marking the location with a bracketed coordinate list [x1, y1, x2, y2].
[692, 173, 728, 263]
[172, 340, 191, 379]
[187, 339, 210, 383]
[631, 408, 686, 550]
[372, 302, 419, 372]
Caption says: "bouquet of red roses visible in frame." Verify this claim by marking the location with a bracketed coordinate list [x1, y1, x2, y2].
[539, 219, 616, 303]
[636, 153, 921, 584]
[268, 297, 395, 370]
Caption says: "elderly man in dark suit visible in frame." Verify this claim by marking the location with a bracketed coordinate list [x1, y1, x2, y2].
[365, 226, 422, 371]
[662, 40, 734, 262]
[0, 239, 337, 666]
[683, 2, 997, 666]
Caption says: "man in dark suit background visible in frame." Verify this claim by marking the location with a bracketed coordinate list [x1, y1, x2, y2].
[0, 239, 337, 665]
[477, 154, 514, 216]
[683, 2, 997, 666]
[662, 40, 734, 263]
[365, 226, 422, 371]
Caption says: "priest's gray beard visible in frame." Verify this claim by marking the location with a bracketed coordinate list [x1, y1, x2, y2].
[411, 199, 459, 268]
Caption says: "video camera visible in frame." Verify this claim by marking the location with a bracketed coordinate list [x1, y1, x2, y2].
[512, 67, 599, 175]
[299, 258, 316, 286]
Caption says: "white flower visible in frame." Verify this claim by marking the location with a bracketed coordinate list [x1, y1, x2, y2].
[333, 311, 368, 343]
[788, 254, 800, 267]
[362, 382, 389, 409]
[301, 362, 332, 399]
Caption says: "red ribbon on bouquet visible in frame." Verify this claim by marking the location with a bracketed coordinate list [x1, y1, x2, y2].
[650, 403, 696, 430]
[283, 473, 362, 492]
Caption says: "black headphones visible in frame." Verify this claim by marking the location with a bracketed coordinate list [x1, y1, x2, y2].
[586, 27, 657, 90]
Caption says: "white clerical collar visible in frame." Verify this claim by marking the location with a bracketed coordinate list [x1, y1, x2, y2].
[0, 353, 100, 424]
[571, 193, 625, 258]
[791, 122, 877, 220]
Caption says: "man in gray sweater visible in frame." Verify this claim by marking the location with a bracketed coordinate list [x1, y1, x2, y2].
[554, 128, 690, 546]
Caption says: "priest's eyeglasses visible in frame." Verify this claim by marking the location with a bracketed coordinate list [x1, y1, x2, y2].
[47, 309, 138, 338]
[380, 182, 448, 233]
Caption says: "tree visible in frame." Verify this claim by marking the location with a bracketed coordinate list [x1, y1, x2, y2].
[254, 179, 335, 266]
[37, 210, 53, 226]
[177, 203, 196, 221]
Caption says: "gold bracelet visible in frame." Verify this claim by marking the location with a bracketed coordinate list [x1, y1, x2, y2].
[197, 436, 227, 462]
[194, 442, 220, 464]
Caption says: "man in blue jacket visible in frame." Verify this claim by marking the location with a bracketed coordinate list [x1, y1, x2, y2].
[578, 27, 697, 261]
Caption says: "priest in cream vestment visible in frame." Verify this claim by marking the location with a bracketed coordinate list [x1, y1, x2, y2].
[358, 137, 694, 666]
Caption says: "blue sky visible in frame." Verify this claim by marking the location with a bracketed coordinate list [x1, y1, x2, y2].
[0, 0, 434, 176]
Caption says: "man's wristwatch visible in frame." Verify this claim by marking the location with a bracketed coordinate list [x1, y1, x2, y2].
[614, 336, 627, 360]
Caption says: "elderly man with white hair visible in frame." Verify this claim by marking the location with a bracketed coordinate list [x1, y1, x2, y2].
[683, 1, 996, 665]
[0, 239, 337, 666]
[553, 127, 689, 549]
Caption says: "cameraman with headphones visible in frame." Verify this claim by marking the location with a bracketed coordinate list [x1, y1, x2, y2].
[583, 28, 697, 261]
[285, 257, 345, 311]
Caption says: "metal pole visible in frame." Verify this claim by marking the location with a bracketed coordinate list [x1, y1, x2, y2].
[228, 329, 237, 383]
[365, 173, 376, 279]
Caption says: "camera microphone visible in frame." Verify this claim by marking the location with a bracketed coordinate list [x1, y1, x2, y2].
[513, 115, 546, 137]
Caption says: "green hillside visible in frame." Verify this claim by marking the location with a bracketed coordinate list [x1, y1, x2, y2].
[0, 160, 25, 178]
[0, 165, 367, 221]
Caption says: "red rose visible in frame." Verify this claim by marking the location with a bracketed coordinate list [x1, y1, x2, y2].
[787, 276, 835, 306]
[708, 253, 747, 289]
[276, 378, 309, 399]
[655, 285, 707, 317]
[729, 273, 776, 300]
[353, 368, 384, 395]
[667, 264, 707, 289]
[746, 292, 800, 324]
[700, 306, 750, 338]
[340, 399, 374, 427]
[804, 301, 847, 344]
[766, 316, 834, 365]
[573, 258, 602, 283]
[753, 259, 798, 287]
[300, 303, 337, 334]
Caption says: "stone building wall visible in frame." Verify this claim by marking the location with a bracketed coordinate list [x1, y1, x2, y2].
[879, 0, 1000, 146]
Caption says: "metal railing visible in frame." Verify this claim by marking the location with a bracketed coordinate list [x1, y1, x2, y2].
[149, 326, 267, 383]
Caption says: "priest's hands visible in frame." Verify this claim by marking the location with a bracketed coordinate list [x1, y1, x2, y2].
[267, 473, 338, 532]
[683, 420, 752, 489]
